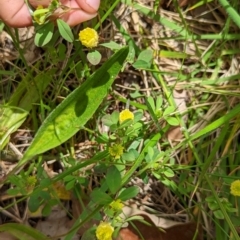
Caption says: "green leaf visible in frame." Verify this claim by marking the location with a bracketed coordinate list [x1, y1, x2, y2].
[81, 227, 97, 240]
[90, 189, 113, 205]
[132, 59, 151, 69]
[100, 41, 122, 50]
[146, 96, 155, 111]
[163, 106, 175, 116]
[28, 195, 42, 213]
[165, 117, 179, 126]
[102, 111, 119, 127]
[118, 186, 139, 201]
[147, 146, 154, 160]
[122, 149, 139, 162]
[65, 180, 75, 190]
[56, 19, 74, 42]
[17, 47, 129, 168]
[42, 204, 52, 217]
[213, 210, 224, 219]
[87, 50, 102, 65]
[156, 96, 163, 110]
[7, 188, 20, 196]
[34, 21, 54, 47]
[163, 167, 175, 177]
[106, 165, 122, 194]
[137, 49, 153, 62]
[39, 178, 52, 188]
[133, 49, 153, 69]
[0, 223, 50, 240]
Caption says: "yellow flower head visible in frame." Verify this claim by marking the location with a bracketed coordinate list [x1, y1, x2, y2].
[119, 109, 134, 124]
[109, 144, 124, 159]
[26, 175, 37, 193]
[53, 182, 71, 200]
[230, 180, 240, 197]
[33, 5, 49, 25]
[110, 199, 124, 212]
[96, 222, 114, 240]
[79, 28, 99, 48]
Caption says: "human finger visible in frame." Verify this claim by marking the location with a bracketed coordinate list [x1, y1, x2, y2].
[59, 0, 98, 26]
[0, 0, 33, 27]
[30, 0, 99, 26]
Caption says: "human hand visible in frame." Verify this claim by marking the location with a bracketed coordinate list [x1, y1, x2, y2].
[0, 0, 100, 28]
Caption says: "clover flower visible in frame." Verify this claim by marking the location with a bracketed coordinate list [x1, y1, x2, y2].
[119, 109, 134, 124]
[79, 28, 99, 48]
[53, 182, 71, 200]
[110, 199, 124, 212]
[96, 222, 114, 240]
[230, 180, 240, 197]
[26, 175, 37, 192]
[33, 5, 50, 25]
[109, 144, 124, 159]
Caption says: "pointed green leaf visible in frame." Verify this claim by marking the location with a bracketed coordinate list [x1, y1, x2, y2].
[100, 41, 122, 50]
[91, 189, 113, 205]
[57, 19, 74, 42]
[18, 47, 129, 167]
[118, 186, 139, 201]
[165, 117, 179, 126]
[34, 21, 54, 47]
[106, 165, 122, 194]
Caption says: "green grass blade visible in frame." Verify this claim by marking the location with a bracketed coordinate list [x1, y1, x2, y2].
[18, 47, 129, 166]
[0, 223, 50, 240]
[218, 0, 240, 29]
[0, 70, 54, 149]
[190, 104, 240, 140]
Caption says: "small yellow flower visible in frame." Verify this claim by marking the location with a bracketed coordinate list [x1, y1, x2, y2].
[109, 144, 124, 159]
[230, 180, 240, 197]
[53, 182, 71, 200]
[96, 222, 114, 240]
[119, 109, 134, 124]
[110, 199, 124, 212]
[79, 28, 99, 48]
[26, 175, 37, 193]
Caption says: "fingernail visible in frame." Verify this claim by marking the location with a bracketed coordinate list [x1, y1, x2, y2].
[85, 0, 99, 11]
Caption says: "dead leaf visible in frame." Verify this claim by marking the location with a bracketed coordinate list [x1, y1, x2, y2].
[116, 214, 202, 240]
[117, 228, 140, 240]
[0, 232, 17, 240]
[167, 126, 183, 141]
[35, 205, 80, 240]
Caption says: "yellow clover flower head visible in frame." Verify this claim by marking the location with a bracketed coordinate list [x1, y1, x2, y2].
[109, 144, 124, 159]
[26, 175, 37, 186]
[119, 109, 134, 124]
[110, 199, 124, 212]
[79, 28, 99, 48]
[53, 182, 71, 200]
[26, 175, 37, 192]
[230, 180, 240, 197]
[96, 222, 114, 240]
